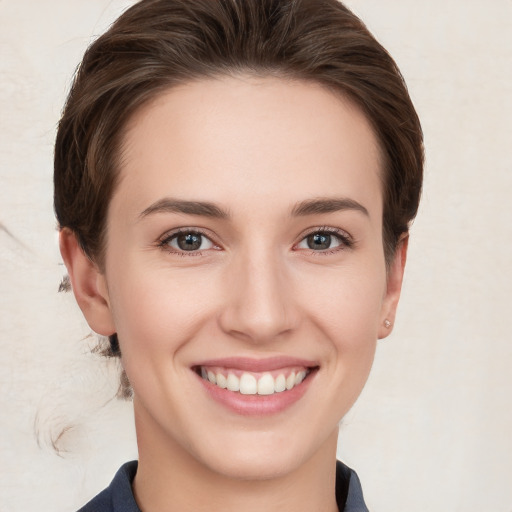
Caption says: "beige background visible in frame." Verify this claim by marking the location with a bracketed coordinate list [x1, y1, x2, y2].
[1, 0, 511, 510]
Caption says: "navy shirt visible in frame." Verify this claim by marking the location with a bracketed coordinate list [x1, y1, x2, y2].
[78, 460, 369, 512]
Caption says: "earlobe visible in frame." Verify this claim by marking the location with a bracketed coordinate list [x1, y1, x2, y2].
[378, 235, 409, 339]
[59, 228, 116, 336]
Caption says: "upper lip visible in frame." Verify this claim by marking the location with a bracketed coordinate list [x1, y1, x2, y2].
[193, 356, 319, 372]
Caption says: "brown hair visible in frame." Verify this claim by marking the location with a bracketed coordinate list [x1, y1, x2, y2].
[54, 0, 423, 362]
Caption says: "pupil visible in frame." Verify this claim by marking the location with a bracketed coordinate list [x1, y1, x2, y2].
[177, 233, 201, 251]
[308, 233, 331, 250]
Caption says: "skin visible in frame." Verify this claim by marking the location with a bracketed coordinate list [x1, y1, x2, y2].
[60, 75, 407, 512]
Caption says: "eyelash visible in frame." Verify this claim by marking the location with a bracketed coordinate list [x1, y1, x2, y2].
[157, 228, 218, 257]
[157, 226, 354, 256]
[294, 226, 354, 256]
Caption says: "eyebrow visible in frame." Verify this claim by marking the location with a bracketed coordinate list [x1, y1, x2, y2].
[138, 196, 369, 221]
[138, 198, 229, 220]
[291, 197, 369, 217]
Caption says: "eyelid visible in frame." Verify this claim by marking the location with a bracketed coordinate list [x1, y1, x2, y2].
[157, 227, 221, 254]
[155, 225, 354, 255]
[293, 226, 355, 252]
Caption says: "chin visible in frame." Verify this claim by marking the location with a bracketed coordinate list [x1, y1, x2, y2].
[195, 426, 333, 482]
[206, 448, 303, 481]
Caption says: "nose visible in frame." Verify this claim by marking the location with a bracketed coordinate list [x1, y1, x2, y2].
[218, 246, 300, 344]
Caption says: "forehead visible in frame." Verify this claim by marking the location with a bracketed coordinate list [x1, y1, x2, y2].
[115, 75, 383, 220]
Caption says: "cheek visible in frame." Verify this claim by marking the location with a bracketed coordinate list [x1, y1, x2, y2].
[298, 261, 386, 338]
[299, 258, 385, 391]
[107, 262, 221, 357]
[322, 281, 382, 400]
[106, 268, 216, 408]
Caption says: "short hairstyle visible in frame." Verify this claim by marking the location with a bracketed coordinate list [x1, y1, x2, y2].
[54, 0, 423, 365]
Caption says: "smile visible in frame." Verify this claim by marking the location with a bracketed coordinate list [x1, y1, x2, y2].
[198, 366, 310, 395]
[192, 357, 319, 415]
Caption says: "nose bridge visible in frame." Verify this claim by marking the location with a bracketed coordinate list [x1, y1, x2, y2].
[219, 242, 298, 342]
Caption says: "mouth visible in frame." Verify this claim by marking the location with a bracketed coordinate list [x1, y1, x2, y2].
[191, 357, 319, 415]
[194, 365, 313, 395]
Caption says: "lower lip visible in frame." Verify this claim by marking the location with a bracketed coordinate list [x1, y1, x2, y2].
[195, 370, 317, 416]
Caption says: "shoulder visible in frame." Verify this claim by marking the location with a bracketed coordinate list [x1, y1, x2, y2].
[336, 460, 369, 512]
[76, 461, 140, 512]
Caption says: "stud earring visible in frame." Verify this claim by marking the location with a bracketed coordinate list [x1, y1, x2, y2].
[384, 319, 391, 328]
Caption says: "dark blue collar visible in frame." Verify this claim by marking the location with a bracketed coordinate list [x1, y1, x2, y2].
[78, 460, 368, 512]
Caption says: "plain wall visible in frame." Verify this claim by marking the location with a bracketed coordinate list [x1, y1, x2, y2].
[0, 1, 511, 510]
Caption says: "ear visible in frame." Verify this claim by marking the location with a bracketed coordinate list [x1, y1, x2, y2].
[59, 228, 116, 336]
[378, 234, 408, 339]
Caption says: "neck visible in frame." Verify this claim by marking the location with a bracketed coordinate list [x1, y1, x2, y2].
[132, 402, 340, 512]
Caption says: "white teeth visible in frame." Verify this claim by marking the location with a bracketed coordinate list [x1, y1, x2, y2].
[216, 373, 227, 389]
[239, 373, 258, 394]
[200, 367, 310, 395]
[257, 373, 275, 395]
[286, 373, 296, 390]
[226, 373, 240, 392]
[295, 370, 306, 385]
[274, 374, 286, 393]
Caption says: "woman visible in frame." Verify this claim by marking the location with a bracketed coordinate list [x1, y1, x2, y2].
[55, 0, 423, 510]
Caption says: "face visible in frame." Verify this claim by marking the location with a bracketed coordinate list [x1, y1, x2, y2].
[65, 75, 405, 480]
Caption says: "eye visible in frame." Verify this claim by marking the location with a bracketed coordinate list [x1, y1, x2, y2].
[296, 229, 352, 252]
[160, 230, 215, 253]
